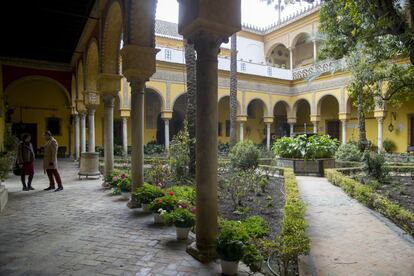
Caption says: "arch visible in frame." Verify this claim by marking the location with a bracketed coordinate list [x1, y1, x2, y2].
[171, 91, 187, 110]
[292, 98, 311, 115]
[5, 76, 71, 107]
[146, 86, 165, 110]
[291, 32, 313, 68]
[145, 88, 163, 144]
[317, 94, 340, 115]
[85, 39, 100, 91]
[76, 61, 85, 99]
[245, 98, 268, 117]
[71, 74, 77, 110]
[291, 32, 312, 48]
[273, 100, 291, 116]
[171, 93, 187, 139]
[218, 94, 241, 113]
[101, 1, 123, 74]
[266, 43, 290, 68]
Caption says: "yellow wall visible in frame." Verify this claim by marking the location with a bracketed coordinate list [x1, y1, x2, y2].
[7, 79, 71, 151]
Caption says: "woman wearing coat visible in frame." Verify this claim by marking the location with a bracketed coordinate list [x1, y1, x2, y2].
[17, 133, 35, 191]
[43, 131, 63, 192]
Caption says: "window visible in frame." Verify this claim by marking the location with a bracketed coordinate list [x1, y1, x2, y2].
[218, 123, 222, 136]
[241, 62, 246, 72]
[225, 120, 230, 137]
[165, 49, 172, 60]
[46, 117, 61, 135]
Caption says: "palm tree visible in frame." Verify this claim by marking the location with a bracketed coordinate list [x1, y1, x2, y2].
[184, 40, 196, 176]
[229, 34, 238, 148]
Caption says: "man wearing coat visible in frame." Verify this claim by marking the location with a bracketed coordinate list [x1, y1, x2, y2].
[43, 131, 63, 191]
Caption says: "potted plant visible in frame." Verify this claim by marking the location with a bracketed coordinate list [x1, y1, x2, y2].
[149, 192, 178, 224]
[164, 205, 196, 240]
[132, 183, 165, 212]
[217, 220, 249, 275]
[117, 174, 131, 200]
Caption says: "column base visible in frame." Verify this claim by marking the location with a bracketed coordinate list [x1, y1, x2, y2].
[127, 198, 141, 209]
[186, 241, 217, 263]
[0, 184, 8, 213]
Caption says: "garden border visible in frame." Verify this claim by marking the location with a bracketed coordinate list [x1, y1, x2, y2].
[325, 169, 414, 237]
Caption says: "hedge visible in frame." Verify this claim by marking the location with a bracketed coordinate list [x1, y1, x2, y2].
[325, 169, 414, 237]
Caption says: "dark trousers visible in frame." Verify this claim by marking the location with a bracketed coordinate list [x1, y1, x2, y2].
[46, 169, 63, 188]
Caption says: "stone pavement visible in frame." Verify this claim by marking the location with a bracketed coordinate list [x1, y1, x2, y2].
[297, 176, 414, 276]
[0, 160, 254, 276]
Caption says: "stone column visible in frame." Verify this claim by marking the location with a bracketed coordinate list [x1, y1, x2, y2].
[103, 96, 115, 177]
[313, 39, 317, 62]
[289, 47, 294, 70]
[74, 114, 80, 160]
[87, 107, 96, 152]
[312, 121, 319, 134]
[341, 120, 347, 145]
[80, 113, 86, 153]
[289, 123, 294, 137]
[128, 80, 145, 208]
[266, 123, 271, 150]
[164, 119, 170, 152]
[377, 117, 384, 152]
[240, 122, 244, 142]
[122, 117, 128, 156]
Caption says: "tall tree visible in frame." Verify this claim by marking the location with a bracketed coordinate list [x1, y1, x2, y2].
[229, 34, 238, 148]
[184, 40, 196, 176]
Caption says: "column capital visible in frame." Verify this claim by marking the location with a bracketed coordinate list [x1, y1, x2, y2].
[161, 111, 173, 120]
[121, 45, 160, 82]
[263, 116, 273, 124]
[338, 112, 350, 121]
[97, 73, 122, 96]
[236, 115, 247, 122]
[75, 99, 87, 114]
[120, 109, 131, 118]
[310, 114, 321, 122]
[192, 30, 228, 62]
[287, 117, 297, 124]
[103, 95, 115, 107]
[374, 110, 387, 119]
[83, 90, 100, 107]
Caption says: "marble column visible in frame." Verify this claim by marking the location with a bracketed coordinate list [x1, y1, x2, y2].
[266, 123, 271, 150]
[87, 107, 96, 153]
[103, 96, 115, 177]
[341, 120, 347, 145]
[289, 47, 294, 70]
[377, 117, 384, 152]
[313, 39, 317, 62]
[312, 121, 319, 134]
[74, 114, 80, 160]
[80, 113, 86, 153]
[164, 119, 170, 152]
[122, 117, 128, 156]
[128, 80, 145, 208]
[192, 32, 222, 258]
[290, 123, 294, 137]
[239, 122, 244, 142]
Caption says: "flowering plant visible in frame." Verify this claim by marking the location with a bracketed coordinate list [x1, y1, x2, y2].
[132, 183, 165, 204]
[149, 194, 178, 213]
[117, 177, 132, 192]
[164, 207, 196, 228]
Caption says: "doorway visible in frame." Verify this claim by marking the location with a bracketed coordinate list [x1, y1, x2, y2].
[12, 123, 38, 151]
[326, 120, 340, 140]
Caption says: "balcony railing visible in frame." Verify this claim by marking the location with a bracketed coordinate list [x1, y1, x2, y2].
[292, 59, 346, 80]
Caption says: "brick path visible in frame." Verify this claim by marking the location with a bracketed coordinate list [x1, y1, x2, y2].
[0, 160, 255, 276]
[297, 176, 414, 276]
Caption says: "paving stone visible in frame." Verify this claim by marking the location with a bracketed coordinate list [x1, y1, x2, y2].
[297, 176, 414, 276]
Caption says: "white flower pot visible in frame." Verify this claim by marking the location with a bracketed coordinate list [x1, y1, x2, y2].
[142, 203, 150, 212]
[154, 213, 164, 224]
[221, 260, 239, 276]
[176, 227, 191, 240]
[121, 192, 130, 200]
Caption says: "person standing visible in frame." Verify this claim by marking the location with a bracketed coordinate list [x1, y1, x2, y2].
[17, 133, 35, 191]
[43, 131, 63, 192]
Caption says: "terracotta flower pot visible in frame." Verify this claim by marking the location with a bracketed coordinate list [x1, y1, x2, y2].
[175, 227, 191, 240]
[221, 260, 239, 275]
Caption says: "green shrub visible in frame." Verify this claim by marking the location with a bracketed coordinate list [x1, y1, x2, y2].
[0, 152, 14, 181]
[218, 142, 230, 155]
[132, 183, 165, 204]
[273, 134, 338, 160]
[117, 177, 131, 192]
[164, 207, 196, 228]
[144, 141, 165, 155]
[242, 244, 264, 273]
[335, 141, 363, 162]
[114, 144, 124, 156]
[382, 139, 397, 153]
[326, 169, 414, 237]
[145, 158, 171, 187]
[229, 140, 260, 170]
[169, 121, 190, 181]
[363, 151, 388, 180]
[242, 216, 269, 238]
[217, 220, 249, 262]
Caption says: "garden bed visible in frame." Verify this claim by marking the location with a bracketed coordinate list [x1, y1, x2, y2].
[218, 170, 285, 239]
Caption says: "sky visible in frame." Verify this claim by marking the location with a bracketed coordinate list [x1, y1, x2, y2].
[156, 0, 316, 28]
